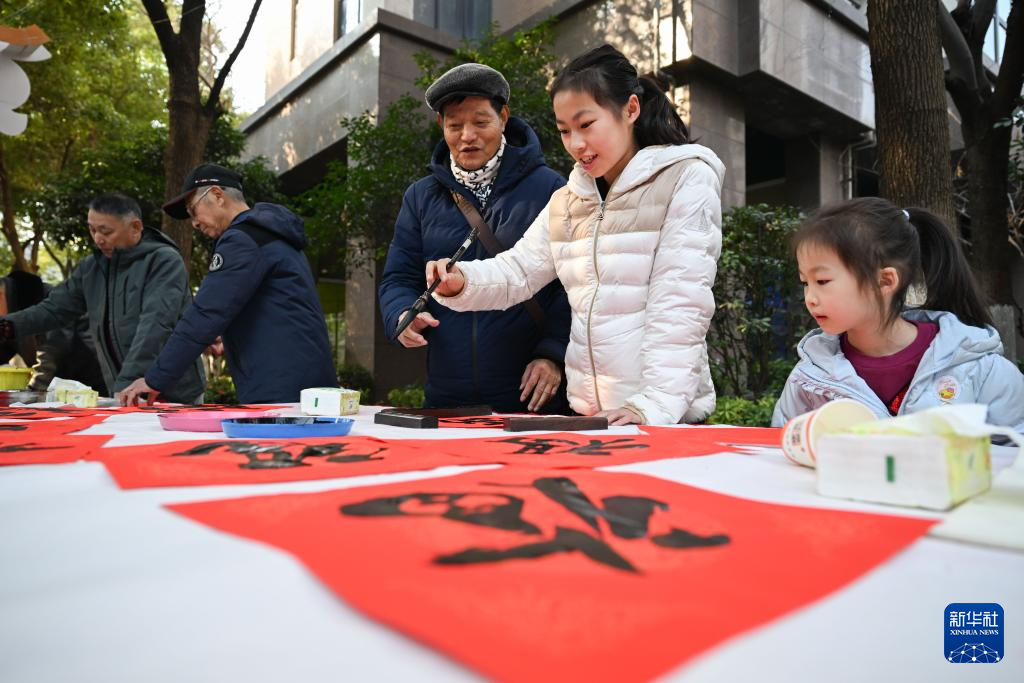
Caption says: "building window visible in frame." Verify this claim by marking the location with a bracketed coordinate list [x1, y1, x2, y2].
[416, 0, 491, 40]
[338, 0, 362, 38]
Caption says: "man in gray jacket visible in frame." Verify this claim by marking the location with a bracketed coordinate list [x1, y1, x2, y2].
[0, 193, 205, 403]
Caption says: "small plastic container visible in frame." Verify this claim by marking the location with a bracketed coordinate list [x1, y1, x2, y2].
[0, 367, 32, 391]
[781, 399, 877, 467]
[157, 410, 272, 432]
[221, 416, 354, 439]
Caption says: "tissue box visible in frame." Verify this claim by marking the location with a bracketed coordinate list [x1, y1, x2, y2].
[301, 387, 360, 416]
[816, 433, 991, 510]
[54, 387, 98, 407]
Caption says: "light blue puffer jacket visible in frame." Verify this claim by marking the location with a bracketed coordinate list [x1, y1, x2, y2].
[771, 310, 1024, 432]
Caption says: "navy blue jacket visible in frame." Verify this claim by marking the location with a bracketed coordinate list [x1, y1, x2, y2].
[147, 203, 337, 403]
[379, 117, 570, 411]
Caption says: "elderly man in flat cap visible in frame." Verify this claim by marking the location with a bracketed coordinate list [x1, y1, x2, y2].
[119, 163, 337, 405]
[379, 63, 571, 413]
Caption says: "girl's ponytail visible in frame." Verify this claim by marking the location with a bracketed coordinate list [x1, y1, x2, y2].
[635, 77, 689, 148]
[907, 208, 993, 328]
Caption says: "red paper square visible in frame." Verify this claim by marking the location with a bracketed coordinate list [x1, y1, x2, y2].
[171, 467, 934, 682]
[407, 426, 783, 469]
[96, 436, 467, 489]
[0, 433, 113, 466]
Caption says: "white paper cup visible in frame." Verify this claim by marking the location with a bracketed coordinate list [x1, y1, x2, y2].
[782, 399, 877, 467]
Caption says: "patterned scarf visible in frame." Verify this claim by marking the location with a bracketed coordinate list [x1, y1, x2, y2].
[450, 136, 506, 208]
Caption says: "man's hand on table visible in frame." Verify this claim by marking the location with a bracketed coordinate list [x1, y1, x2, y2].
[118, 378, 161, 406]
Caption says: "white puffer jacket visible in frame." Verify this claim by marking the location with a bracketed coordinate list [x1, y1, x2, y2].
[437, 144, 724, 424]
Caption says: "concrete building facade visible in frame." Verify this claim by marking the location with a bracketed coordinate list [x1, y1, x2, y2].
[239, 0, 1014, 396]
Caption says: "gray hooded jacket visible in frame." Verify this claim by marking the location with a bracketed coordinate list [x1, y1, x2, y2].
[4, 228, 206, 402]
[771, 309, 1024, 431]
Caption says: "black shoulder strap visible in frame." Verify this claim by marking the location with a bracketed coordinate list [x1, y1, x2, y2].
[450, 190, 546, 329]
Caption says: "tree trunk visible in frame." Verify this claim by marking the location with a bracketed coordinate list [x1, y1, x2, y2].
[964, 123, 1014, 304]
[867, 0, 956, 226]
[937, 0, 1024, 313]
[0, 142, 30, 272]
[162, 76, 216, 259]
[143, 0, 263, 261]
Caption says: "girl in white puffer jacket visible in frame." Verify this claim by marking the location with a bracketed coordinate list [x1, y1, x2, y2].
[427, 44, 724, 425]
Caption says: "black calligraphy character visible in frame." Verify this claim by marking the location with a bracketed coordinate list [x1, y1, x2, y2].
[172, 441, 239, 456]
[0, 442, 73, 453]
[563, 438, 647, 457]
[297, 443, 387, 464]
[492, 437, 580, 455]
[437, 527, 638, 571]
[491, 436, 647, 457]
[171, 440, 309, 469]
[234, 443, 309, 469]
[341, 475, 730, 573]
[342, 493, 541, 534]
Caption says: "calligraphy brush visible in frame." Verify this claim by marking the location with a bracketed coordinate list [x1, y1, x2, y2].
[394, 225, 479, 338]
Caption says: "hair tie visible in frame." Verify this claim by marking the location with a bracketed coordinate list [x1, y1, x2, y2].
[902, 209, 910, 220]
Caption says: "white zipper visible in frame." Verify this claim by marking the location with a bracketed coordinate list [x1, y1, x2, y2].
[585, 199, 605, 411]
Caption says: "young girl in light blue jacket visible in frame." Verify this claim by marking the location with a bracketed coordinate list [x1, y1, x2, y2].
[772, 197, 1024, 431]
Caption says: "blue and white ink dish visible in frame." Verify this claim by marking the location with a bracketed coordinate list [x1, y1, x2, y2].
[221, 416, 354, 439]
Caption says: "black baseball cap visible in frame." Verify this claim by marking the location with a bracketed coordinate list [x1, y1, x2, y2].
[162, 163, 243, 219]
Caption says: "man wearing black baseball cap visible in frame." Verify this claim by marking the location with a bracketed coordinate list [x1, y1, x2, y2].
[161, 163, 245, 220]
[119, 163, 338, 405]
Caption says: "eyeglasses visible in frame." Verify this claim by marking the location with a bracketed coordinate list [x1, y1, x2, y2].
[186, 186, 214, 218]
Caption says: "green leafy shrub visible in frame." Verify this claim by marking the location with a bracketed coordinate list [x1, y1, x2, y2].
[337, 363, 374, 404]
[709, 204, 810, 399]
[204, 374, 238, 405]
[706, 395, 778, 427]
[387, 384, 425, 409]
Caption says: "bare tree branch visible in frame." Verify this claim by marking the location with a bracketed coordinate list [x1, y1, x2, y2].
[41, 239, 70, 280]
[938, 1, 983, 117]
[969, 0, 998, 49]
[140, 0, 179, 70]
[205, 0, 263, 114]
[992, 0, 1024, 117]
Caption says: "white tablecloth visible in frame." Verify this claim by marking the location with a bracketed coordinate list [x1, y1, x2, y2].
[1, 406, 1021, 682]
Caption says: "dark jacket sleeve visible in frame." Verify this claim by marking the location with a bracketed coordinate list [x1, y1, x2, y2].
[378, 186, 426, 342]
[145, 230, 270, 391]
[530, 172, 570, 365]
[4, 264, 88, 336]
[113, 248, 191, 392]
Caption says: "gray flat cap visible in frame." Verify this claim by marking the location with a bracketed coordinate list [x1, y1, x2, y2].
[424, 63, 510, 113]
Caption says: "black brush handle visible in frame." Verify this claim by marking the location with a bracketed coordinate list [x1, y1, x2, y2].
[394, 226, 478, 338]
